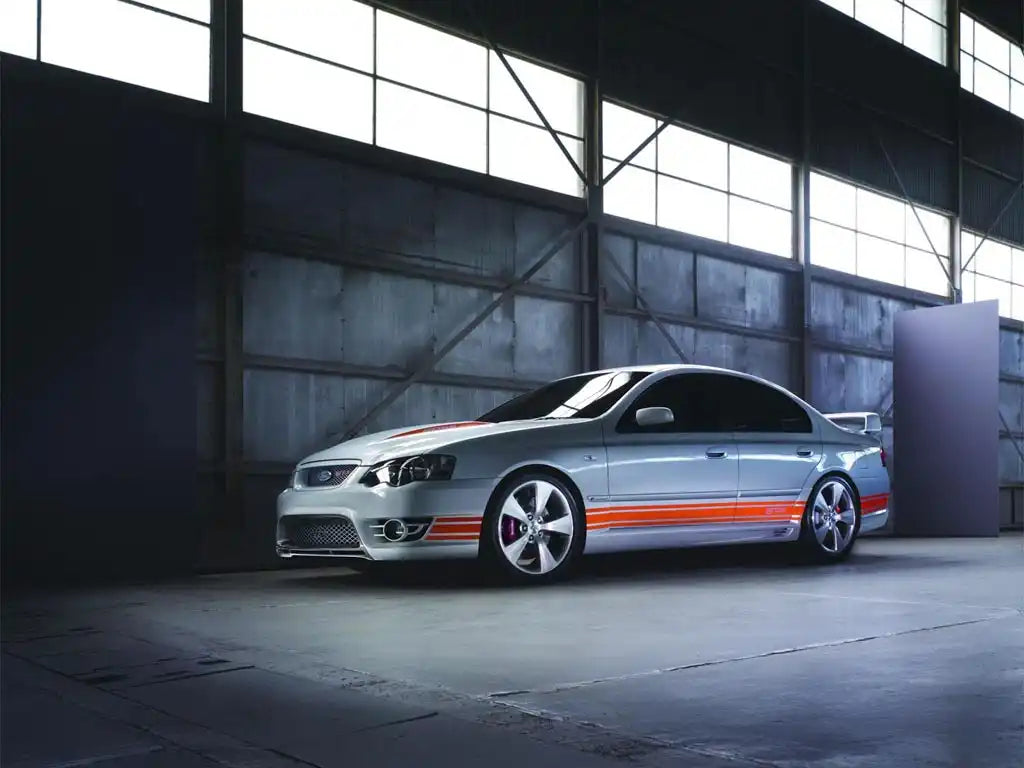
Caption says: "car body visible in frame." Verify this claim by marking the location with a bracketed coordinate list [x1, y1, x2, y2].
[276, 364, 890, 582]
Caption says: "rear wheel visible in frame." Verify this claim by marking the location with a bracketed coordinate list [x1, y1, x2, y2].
[480, 473, 584, 584]
[798, 475, 860, 562]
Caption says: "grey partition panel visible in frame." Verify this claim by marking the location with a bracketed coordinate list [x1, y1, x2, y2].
[893, 301, 1000, 536]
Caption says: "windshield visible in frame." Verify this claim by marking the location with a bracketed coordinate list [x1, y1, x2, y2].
[478, 371, 650, 423]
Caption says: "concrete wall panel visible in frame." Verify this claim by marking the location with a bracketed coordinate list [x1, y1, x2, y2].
[1000, 328, 1024, 377]
[513, 298, 580, 380]
[810, 352, 892, 414]
[637, 242, 696, 317]
[811, 281, 921, 352]
[697, 256, 793, 332]
[432, 284, 516, 379]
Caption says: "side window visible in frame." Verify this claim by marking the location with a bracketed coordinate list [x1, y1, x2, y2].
[617, 374, 730, 433]
[723, 376, 812, 433]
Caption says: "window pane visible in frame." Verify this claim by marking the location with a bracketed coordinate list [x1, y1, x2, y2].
[906, 247, 949, 296]
[0, 0, 36, 58]
[961, 53, 974, 91]
[376, 81, 486, 173]
[139, 0, 209, 22]
[961, 230, 977, 263]
[729, 197, 792, 258]
[973, 19, 1009, 72]
[810, 172, 856, 228]
[42, 0, 209, 101]
[856, 0, 902, 43]
[602, 102, 656, 168]
[973, 238, 1012, 280]
[905, 204, 950, 256]
[974, 274, 1012, 317]
[856, 187, 905, 242]
[974, 61, 1010, 109]
[905, 0, 945, 25]
[489, 115, 582, 197]
[658, 125, 728, 190]
[904, 10, 945, 64]
[811, 219, 856, 273]
[603, 161, 656, 226]
[819, 0, 854, 14]
[856, 233, 905, 286]
[1012, 45, 1024, 81]
[729, 146, 792, 209]
[960, 13, 974, 54]
[1013, 247, 1024, 284]
[1012, 79, 1024, 119]
[489, 52, 583, 137]
[243, 0, 373, 72]
[376, 11, 486, 106]
[1013, 284, 1024, 321]
[243, 40, 373, 142]
[657, 176, 728, 242]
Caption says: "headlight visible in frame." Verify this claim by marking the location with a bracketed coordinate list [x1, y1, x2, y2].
[359, 455, 456, 488]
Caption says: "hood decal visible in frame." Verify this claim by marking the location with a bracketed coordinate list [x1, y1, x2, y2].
[387, 421, 488, 439]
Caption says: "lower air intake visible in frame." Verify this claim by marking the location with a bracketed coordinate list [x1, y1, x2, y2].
[281, 516, 361, 549]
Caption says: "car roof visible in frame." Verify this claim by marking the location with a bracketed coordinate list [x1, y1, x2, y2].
[580, 363, 745, 376]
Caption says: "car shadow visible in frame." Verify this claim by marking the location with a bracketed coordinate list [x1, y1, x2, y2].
[276, 541, 969, 593]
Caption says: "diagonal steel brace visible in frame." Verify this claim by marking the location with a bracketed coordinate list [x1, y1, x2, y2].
[999, 409, 1024, 465]
[462, 0, 586, 185]
[339, 216, 588, 439]
[603, 248, 690, 363]
[602, 119, 671, 186]
[961, 180, 1023, 274]
[872, 128, 953, 289]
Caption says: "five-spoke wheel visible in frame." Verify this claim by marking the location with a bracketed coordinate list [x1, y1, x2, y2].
[482, 473, 583, 583]
[799, 475, 860, 561]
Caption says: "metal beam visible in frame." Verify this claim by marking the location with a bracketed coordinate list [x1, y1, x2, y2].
[960, 180, 1024, 274]
[605, 303, 801, 345]
[872, 128, 953, 289]
[797, 0, 813, 402]
[339, 216, 588, 439]
[602, 248, 690, 363]
[583, 67, 604, 371]
[463, 1, 586, 185]
[601, 120, 670, 186]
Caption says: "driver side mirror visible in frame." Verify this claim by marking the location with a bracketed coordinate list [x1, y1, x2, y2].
[635, 406, 674, 427]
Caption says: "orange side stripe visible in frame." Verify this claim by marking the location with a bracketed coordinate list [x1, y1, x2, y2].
[424, 534, 479, 541]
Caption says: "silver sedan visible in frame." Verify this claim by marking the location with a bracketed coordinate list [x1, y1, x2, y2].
[276, 365, 890, 583]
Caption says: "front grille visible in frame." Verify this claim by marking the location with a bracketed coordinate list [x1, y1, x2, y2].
[280, 516, 361, 549]
[301, 464, 355, 488]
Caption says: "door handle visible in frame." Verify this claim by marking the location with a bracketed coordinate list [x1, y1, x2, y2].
[705, 449, 727, 459]
[796, 448, 813, 457]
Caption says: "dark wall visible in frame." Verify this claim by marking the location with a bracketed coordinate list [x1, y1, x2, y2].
[1, 57, 206, 583]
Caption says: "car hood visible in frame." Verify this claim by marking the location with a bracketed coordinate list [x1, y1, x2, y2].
[297, 419, 580, 466]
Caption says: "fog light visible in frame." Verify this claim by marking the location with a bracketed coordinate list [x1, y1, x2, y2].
[382, 519, 408, 542]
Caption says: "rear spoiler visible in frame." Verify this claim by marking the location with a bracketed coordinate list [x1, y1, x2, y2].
[823, 411, 883, 436]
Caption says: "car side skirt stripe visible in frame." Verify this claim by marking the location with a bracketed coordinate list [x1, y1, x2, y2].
[586, 500, 805, 532]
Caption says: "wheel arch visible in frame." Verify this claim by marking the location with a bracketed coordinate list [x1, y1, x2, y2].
[488, 464, 588, 527]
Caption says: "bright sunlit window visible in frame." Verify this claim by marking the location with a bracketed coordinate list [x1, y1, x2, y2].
[960, 13, 1024, 118]
[961, 231, 1024, 321]
[818, 0, 947, 64]
[242, 1, 584, 197]
[602, 101, 794, 258]
[24, 0, 211, 101]
[809, 171, 952, 296]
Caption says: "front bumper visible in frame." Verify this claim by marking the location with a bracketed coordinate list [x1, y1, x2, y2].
[275, 475, 495, 561]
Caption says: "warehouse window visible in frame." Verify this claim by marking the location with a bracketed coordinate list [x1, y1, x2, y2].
[818, 0, 947, 65]
[3, 0, 212, 101]
[961, 231, 1024, 321]
[809, 172, 951, 296]
[242, 1, 584, 196]
[960, 14, 1024, 118]
[602, 101, 794, 258]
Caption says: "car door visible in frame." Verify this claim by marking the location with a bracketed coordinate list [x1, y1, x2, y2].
[602, 373, 738, 528]
[722, 375, 822, 524]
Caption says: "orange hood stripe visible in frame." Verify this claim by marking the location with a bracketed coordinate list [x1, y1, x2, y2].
[388, 421, 488, 439]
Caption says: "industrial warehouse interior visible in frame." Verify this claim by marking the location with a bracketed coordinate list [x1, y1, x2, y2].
[2, 1, 1023, 767]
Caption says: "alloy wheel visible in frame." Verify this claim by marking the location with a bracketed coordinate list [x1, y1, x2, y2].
[811, 480, 856, 554]
[497, 479, 575, 575]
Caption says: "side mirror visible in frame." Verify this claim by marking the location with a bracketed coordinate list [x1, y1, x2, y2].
[635, 406, 674, 427]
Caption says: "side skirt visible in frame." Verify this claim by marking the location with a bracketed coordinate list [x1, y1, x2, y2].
[582, 522, 802, 555]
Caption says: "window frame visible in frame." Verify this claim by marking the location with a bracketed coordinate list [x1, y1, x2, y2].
[960, 12, 1024, 118]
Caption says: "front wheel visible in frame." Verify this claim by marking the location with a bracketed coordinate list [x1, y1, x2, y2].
[480, 473, 585, 584]
[798, 475, 860, 562]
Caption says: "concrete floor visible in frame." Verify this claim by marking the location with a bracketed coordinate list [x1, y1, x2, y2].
[3, 536, 1022, 768]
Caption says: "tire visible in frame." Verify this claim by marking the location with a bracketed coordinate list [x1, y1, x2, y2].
[798, 474, 861, 563]
[479, 471, 585, 585]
